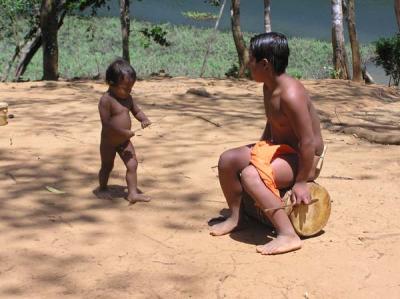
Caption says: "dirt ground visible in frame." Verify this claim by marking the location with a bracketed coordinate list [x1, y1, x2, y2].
[0, 77, 399, 299]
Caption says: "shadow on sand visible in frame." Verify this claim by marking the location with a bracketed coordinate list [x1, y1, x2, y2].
[92, 184, 128, 201]
[208, 208, 326, 246]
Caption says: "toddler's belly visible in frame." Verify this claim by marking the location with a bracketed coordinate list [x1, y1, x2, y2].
[104, 114, 132, 146]
[110, 113, 131, 130]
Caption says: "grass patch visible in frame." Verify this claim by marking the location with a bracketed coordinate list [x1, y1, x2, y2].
[0, 15, 374, 81]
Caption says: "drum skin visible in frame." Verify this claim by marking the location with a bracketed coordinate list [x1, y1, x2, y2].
[284, 182, 331, 237]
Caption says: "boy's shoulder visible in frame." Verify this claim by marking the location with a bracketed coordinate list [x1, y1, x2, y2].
[280, 76, 308, 105]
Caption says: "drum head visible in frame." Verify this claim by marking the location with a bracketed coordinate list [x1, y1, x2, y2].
[284, 182, 331, 237]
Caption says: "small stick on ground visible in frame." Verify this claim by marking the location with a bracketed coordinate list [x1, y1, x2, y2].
[196, 115, 221, 127]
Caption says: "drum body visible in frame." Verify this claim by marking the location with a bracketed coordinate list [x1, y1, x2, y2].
[242, 182, 331, 237]
[0, 102, 8, 126]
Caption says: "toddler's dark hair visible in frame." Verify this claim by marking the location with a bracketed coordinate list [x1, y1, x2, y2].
[106, 58, 136, 86]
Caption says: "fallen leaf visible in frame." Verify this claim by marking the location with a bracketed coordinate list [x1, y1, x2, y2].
[45, 186, 66, 194]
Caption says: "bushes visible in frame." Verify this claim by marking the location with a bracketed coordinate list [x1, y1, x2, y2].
[374, 34, 400, 86]
[0, 15, 375, 81]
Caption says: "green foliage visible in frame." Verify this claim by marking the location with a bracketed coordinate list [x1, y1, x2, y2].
[182, 11, 218, 21]
[0, 0, 39, 15]
[65, 0, 108, 16]
[225, 64, 239, 78]
[0, 15, 375, 81]
[0, 0, 40, 41]
[287, 69, 302, 79]
[373, 34, 400, 86]
[325, 66, 342, 79]
[205, 0, 221, 6]
[288, 38, 333, 79]
[139, 25, 171, 48]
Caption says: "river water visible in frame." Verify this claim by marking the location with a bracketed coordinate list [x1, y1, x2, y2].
[94, 0, 397, 84]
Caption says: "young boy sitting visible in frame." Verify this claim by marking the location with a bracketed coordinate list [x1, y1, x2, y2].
[210, 32, 325, 255]
[98, 58, 151, 203]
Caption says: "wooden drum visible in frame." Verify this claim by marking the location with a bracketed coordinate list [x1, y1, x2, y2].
[282, 182, 331, 237]
[242, 181, 331, 237]
[0, 102, 8, 126]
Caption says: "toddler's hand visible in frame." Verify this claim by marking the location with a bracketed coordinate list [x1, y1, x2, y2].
[141, 119, 152, 129]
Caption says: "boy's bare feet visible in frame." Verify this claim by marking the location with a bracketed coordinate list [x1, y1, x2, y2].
[209, 216, 239, 236]
[127, 192, 151, 204]
[256, 234, 301, 255]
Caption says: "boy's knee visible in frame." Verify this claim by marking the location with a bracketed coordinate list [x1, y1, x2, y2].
[241, 166, 259, 188]
[218, 149, 237, 170]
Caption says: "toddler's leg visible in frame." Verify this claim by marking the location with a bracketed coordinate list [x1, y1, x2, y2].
[99, 140, 116, 190]
[209, 145, 251, 236]
[118, 141, 150, 203]
[241, 155, 301, 255]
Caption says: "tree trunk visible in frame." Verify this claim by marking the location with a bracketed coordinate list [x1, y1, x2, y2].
[331, 0, 349, 80]
[14, 28, 42, 80]
[344, 0, 362, 82]
[2, 47, 20, 82]
[200, 0, 227, 77]
[120, 0, 130, 63]
[395, 0, 400, 31]
[1, 14, 22, 81]
[14, 8, 66, 81]
[40, 0, 59, 80]
[230, 0, 249, 77]
[264, 0, 272, 32]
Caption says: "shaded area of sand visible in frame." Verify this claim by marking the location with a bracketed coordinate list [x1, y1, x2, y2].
[0, 78, 399, 298]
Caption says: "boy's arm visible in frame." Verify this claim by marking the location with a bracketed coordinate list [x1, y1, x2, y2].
[260, 121, 272, 141]
[282, 86, 315, 205]
[131, 98, 152, 128]
[261, 83, 272, 141]
[99, 98, 134, 138]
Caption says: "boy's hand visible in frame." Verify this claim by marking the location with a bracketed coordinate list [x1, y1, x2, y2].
[141, 119, 152, 129]
[291, 182, 311, 205]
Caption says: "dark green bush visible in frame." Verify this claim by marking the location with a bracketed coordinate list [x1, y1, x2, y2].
[374, 34, 400, 86]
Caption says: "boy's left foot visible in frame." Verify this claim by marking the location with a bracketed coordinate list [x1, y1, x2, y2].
[256, 234, 301, 255]
[127, 193, 151, 204]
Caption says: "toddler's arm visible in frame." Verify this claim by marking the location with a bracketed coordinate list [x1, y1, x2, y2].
[131, 99, 152, 128]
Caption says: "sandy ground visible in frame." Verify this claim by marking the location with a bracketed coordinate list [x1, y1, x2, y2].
[0, 77, 399, 299]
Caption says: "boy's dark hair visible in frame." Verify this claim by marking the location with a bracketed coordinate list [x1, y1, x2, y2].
[249, 32, 289, 75]
[106, 58, 136, 86]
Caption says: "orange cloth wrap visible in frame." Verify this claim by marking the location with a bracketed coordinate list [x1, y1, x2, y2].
[250, 141, 297, 198]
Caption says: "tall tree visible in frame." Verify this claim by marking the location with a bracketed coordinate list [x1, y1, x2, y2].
[231, 0, 249, 77]
[120, 0, 130, 62]
[344, 0, 362, 82]
[331, 0, 350, 79]
[264, 0, 271, 32]
[40, 0, 59, 80]
[0, 0, 41, 81]
[5, 0, 106, 81]
[395, 0, 400, 31]
[15, 8, 66, 80]
[200, 0, 227, 77]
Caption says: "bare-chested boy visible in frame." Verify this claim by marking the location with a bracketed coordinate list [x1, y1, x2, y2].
[98, 58, 151, 203]
[210, 32, 325, 255]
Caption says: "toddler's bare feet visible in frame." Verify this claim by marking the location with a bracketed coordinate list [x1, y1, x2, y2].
[209, 216, 239, 236]
[256, 234, 301, 255]
[127, 192, 151, 204]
